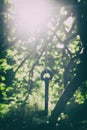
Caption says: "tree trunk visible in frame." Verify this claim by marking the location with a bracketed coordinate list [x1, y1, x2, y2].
[49, 2, 87, 124]
[49, 69, 85, 123]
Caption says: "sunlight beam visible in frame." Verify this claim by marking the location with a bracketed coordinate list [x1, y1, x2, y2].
[12, 0, 51, 36]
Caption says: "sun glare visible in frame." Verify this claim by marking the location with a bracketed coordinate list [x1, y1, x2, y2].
[12, 0, 51, 35]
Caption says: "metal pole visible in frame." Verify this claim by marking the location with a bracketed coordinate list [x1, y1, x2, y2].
[45, 79, 49, 116]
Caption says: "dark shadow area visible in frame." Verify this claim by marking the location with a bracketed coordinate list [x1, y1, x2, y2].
[0, 102, 87, 130]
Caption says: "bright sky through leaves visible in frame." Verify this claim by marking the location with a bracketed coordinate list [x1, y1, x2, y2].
[12, 0, 51, 35]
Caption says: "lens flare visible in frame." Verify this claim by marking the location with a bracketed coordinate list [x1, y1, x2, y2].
[12, 0, 51, 36]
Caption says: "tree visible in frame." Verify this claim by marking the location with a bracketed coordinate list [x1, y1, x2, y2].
[0, 0, 87, 129]
[49, 0, 87, 123]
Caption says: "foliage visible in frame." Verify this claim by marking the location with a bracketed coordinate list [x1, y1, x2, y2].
[0, 0, 87, 130]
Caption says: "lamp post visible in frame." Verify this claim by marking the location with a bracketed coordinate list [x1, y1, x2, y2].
[41, 69, 53, 116]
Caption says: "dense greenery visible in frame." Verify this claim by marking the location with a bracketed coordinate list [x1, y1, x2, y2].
[0, 0, 87, 130]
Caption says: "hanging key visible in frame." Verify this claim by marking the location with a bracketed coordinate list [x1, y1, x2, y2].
[41, 69, 53, 116]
